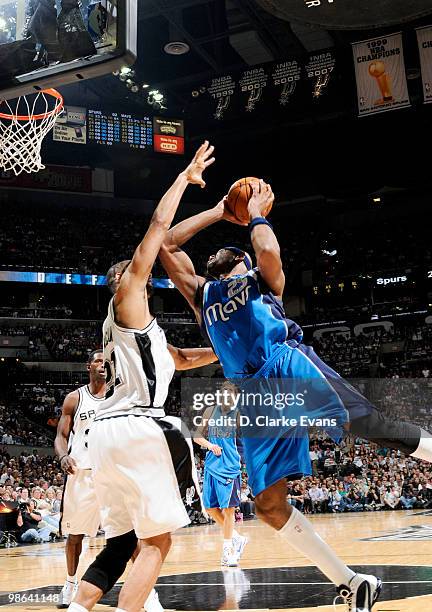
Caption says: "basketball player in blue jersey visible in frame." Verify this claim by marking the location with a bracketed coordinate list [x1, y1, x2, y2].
[159, 180, 432, 612]
[194, 382, 247, 567]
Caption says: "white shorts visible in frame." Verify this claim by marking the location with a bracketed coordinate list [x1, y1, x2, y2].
[60, 469, 100, 537]
[88, 414, 191, 539]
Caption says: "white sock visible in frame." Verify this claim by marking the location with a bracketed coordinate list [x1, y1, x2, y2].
[67, 603, 87, 612]
[223, 539, 232, 549]
[279, 507, 355, 587]
[67, 574, 77, 583]
[410, 430, 432, 462]
[232, 529, 239, 539]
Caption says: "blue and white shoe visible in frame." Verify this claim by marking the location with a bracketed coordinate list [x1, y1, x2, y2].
[232, 534, 248, 561]
[221, 546, 238, 567]
[334, 573, 382, 611]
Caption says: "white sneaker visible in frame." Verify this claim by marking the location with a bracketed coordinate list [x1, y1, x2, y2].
[334, 573, 382, 611]
[144, 588, 164, 612]
[56, 580, 78, 609]
[232, 534, 248, 561]
[221, 546, 238, 567]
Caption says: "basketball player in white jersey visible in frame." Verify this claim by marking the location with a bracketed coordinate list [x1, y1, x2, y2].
[56, 350, 165, 612]
[68, 141, 217, 612]
[55, 350, 105, 608]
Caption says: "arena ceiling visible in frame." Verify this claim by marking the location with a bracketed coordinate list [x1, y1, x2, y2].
[56, 1, 432, 201]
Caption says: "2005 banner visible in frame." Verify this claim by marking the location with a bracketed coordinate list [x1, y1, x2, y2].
[352, 32, 410, 116]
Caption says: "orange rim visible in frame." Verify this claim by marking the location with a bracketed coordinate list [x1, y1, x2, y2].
[0, 88, 64, 121]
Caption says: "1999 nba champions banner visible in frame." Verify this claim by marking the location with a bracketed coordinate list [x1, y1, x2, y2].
[416, 26, 432, 104]
[352, 33, 410, 116]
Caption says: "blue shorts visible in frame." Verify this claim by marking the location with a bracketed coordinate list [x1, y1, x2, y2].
[239, 342, 375, 497]
[203, 471, 241, 509]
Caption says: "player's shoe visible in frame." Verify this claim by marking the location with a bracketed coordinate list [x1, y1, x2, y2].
[334, 573, 382, 611]
[221, 546, 239, 567]
[144, 588, 164, 612]
[56, 580, 78, 609]
[232, 534, 248, 561]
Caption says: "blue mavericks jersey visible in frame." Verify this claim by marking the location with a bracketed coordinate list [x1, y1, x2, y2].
[205, 406, 241, 482]
[201, 269, 303, 377]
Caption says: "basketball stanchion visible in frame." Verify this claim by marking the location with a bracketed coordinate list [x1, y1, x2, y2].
[0, 89, 64, 176]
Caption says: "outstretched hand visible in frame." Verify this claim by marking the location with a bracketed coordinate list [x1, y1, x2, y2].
[183, 140, 215, 188]
[214, 196, 248, 226]
[247, 179, 274, 220]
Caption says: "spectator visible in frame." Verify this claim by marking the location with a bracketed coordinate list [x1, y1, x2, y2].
[239, 481, 255, 518]
[17, 499, 52, 543]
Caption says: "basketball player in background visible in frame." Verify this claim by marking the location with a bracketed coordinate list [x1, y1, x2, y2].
[56, 354, 175, 612]
[55, 350, 105, 608]
[159, 179, 432, 611]
[194, 382, 247, 567]
[67, 141, 218, 612]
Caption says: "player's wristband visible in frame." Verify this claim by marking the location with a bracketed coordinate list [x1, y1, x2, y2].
[249, 217, 273, 233]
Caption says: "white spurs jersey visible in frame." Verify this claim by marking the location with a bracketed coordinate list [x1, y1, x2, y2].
[69, 385, 104, 469]
[97, 298, 175, 418]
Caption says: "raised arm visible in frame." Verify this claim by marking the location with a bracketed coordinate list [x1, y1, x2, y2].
[247, 180, 285, 299]
[159, 198, 245, 316]
[115, 141, 215, 328]
[54, 390, 79, 475]
[167, 344, 218, 371]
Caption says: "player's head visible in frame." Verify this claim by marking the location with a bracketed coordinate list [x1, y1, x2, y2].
[106, 260, 131, 294]
[206, 246, 252, 278]
[106, 260, 153, 297]
[87, 349, 106, 383]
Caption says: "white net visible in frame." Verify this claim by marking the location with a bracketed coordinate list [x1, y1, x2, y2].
[0, 89, 64, 176]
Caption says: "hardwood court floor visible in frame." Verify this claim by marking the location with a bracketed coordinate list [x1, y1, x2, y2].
[1, 509, 432, 611]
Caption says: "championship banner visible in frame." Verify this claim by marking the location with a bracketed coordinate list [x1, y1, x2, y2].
[239, 67, 268, 112]
[271, 61, 301, 106]
[416, 26, 432, 104]
[352, 33, 410, 116]
[207, 75, 236, 119]
[305, 51, 335, 98]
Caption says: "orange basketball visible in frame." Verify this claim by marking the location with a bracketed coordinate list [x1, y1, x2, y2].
[226, 177, 273, 223]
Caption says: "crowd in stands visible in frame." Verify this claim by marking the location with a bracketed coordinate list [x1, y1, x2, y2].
[2, 422, 432, 546]
[0, 321, 102, 362]
[0, 201, 431, 287]
[1, 314, 431, 373]
[289, 436, 432, 514]
[0, 403, 53, 446]
[0, 447, 64, 544]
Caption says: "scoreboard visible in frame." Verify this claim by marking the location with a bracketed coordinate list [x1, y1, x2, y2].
[53, 107, 185, 155]
[87, 110, 153, 149]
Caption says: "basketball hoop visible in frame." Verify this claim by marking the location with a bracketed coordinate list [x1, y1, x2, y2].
[0, 89, 64, 176]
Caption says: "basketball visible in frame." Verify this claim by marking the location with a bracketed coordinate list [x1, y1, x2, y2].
[226, 177, 274, 223]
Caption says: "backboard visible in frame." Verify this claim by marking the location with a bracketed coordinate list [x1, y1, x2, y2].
[0, 0, 137, 100]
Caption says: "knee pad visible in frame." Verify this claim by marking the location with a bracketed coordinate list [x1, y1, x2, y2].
[350, 408, 421, 455]
[81, 530, 137, 593]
